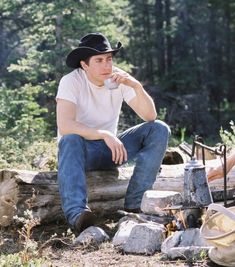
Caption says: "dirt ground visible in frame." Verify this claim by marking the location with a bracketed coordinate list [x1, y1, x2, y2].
[0, 214, 221, 267]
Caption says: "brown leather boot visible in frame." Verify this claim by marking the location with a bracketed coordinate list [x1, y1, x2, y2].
[73, 210, 96, 236]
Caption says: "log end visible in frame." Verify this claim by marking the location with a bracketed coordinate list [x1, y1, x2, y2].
[0, 175, 18, 227]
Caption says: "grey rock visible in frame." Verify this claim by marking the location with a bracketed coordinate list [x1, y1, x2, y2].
[161, 231, 183, 254]
[180, 228, 207, 247]
[117, 214, 141, 225]
[123, 222, 166, 255]
[161, 228, 211, 260]
[117, 212, 173, 225]
[141, 190, 183, 214]
[112, 219, 138, 246]
[73, 226, 109, 246]
[166, 246, 210, 260]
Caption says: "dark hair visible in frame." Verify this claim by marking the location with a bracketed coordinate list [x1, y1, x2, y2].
[80, 57, 91, 69]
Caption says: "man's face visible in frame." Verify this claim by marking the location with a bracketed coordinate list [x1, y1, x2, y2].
[81, 53, 114, 86]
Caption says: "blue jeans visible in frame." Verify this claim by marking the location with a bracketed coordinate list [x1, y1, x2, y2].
[58, 120, 170, 226]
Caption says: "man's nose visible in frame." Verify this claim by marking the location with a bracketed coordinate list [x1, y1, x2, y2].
[104, 61, 112, 69]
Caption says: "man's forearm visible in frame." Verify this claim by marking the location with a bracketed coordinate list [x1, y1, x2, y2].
[112, 70, 157, 121]
[227, 152, 235, 173]
[58, 119, 109, 140]
[130, 83, 157, 121]
[207, 151, 235, 181]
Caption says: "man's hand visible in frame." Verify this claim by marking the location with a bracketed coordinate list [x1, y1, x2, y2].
[111, 69, 141, 89]
[100, 130, 127, 165]
[207, 166, 224, 182]
[110, 68, 157, 122]
[207, 152, 235, 182]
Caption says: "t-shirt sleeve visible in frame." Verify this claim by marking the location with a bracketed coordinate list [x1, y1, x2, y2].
[56, 75, 78, 104]
[121, 85, 136, 103]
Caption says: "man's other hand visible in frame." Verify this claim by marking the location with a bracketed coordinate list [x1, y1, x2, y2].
[99, 130, 127, 165]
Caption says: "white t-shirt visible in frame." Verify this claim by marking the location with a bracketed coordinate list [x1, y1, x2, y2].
[56, 68, 136, 140]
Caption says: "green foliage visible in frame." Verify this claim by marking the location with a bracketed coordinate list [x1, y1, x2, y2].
[0, 96, 57, 172]
[1, 0, 235, 169]
[0, 83, 49, 144]
[13, 210, 41, 265]
[0, 139, 57, 170]
[25, 139, 57, 170]
[0, 253, 48, 267]
[220, 121, 235, 149]
[0, 0, 132, 170]
[0, 210, 48, 267]
[158, 107, 167, 121]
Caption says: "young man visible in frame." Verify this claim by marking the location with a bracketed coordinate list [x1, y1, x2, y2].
[56, 33, 170, 235]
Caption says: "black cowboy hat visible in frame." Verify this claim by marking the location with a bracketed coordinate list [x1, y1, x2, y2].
[66, 33, 122, 68]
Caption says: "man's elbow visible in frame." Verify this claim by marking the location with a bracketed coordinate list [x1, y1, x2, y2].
[57, 122, 69, 136]
[58, 129, 67, 136]
[144, 112, 157, 122]
[149, 110, 157, 120]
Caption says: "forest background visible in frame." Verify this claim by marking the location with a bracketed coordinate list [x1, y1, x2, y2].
[1, 0, 235, 170]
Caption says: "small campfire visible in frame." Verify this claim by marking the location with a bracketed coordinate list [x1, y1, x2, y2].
[108, 136, 233, 260]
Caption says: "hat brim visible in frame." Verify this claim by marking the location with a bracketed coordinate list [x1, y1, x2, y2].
[66, 42, 122, 68]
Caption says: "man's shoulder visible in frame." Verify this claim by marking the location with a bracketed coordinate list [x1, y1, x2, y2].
[61, 69, 82, 81]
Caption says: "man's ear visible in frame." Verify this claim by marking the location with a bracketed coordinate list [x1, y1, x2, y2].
[80, 60, 87, 70]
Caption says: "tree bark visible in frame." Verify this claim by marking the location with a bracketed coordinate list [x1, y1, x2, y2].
[165, 0, 172, 75]
[155, 0, 165, 78]
[142, 0, 154, 83]
[0, 168, 131, 227]
[1, 160, 235, 227]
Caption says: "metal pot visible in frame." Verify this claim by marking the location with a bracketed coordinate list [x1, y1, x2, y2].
[183, 157, 213, 207]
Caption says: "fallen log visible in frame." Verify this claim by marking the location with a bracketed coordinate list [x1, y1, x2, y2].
[0, 168, 130, 227]
[162, 147, 190, 164]
[0, 160, 235, 227]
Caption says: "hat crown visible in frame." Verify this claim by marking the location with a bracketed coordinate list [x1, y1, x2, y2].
[66, 33, 122, 68]
[79, 33, 112, 52]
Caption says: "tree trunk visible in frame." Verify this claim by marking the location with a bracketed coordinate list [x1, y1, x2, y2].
[1, 160, 235, 227]
[165, 0, 172, 75]
[142, 0, 154, 83]
[0, 168, 130, 227]
[224, 1, 234, 102]
[155, 0, 165, 78]
[55, 14, 63, 82]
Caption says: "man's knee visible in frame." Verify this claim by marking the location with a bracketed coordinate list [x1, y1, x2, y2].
[150, 120, 171, 138]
